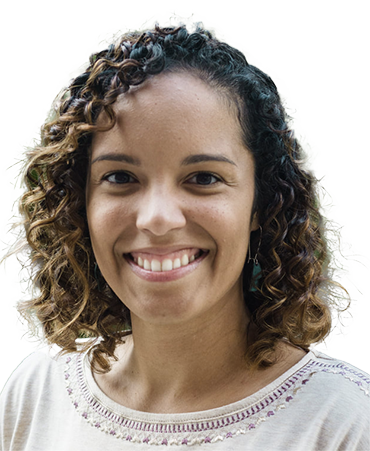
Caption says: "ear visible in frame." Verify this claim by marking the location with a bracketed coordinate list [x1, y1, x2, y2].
[250, 212, 259, 232]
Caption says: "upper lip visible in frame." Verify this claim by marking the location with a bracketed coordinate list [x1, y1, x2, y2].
[125, 246, 207, 255]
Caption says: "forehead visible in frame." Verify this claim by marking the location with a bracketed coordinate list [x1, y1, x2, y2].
[93, 72, 244, 153]
[97, 71, 241, 131]
[116, 71, 230, 112]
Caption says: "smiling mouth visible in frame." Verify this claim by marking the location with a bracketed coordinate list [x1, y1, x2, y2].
[126, 249, 207, 272]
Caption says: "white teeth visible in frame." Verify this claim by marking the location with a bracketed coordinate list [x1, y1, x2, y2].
[162, 259, 173, 271]
[134, 252, 203, 272]
[151, 260, 161, 272]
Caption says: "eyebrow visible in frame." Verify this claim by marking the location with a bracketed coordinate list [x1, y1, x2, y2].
[91, 153, 141, 166]
[181, 154, 236, 166]
[91, 153, 236, 166]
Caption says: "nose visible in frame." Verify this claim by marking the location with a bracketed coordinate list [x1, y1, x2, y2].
[136, 186, 187, 236]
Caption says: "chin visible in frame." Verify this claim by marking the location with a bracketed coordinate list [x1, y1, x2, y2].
[127, 291, 209, 326]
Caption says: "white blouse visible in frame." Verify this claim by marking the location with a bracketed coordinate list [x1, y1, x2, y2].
[1, 346, 369, 450]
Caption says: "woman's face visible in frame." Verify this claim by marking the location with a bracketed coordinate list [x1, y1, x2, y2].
[86, 72, 258, 327]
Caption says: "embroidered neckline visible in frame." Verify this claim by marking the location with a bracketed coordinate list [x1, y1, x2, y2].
[63, 351, 370, 446]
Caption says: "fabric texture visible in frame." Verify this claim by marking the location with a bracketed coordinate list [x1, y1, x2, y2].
[1, 346, 369, 451]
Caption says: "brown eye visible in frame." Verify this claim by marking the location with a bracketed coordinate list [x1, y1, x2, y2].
[187, 172, 221, 185]
[104, 172, 136, 184]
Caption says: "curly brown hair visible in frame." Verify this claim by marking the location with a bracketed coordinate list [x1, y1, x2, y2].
[18, 24, 344, 372]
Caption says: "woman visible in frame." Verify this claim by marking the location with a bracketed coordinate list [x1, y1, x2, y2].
[0, 24, 369, 450]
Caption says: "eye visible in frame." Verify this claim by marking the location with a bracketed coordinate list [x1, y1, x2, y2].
[103, 171, 136, 184]
[102, 171, 221, 185]
[187, 172, 221, 185]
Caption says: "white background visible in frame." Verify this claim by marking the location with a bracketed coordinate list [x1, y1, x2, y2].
[0, 11, 370, 389]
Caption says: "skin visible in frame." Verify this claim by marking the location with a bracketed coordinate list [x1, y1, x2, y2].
[86, 72, 306, 413]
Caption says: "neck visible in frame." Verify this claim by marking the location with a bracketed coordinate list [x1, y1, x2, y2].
[102, 291, 252, 413]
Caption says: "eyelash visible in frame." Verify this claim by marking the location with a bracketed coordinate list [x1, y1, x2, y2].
[102, 171, 222, 186]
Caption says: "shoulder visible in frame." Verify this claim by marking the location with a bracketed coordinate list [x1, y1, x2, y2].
[0, 347, 61, 449]
[253, 350, 370, 450]
[0, 346, 76, 450]
[0, 338, 100, 413]
[1, 347, 64, 399]
[306, 350, 370, 397]
[0, 338, 95, 399]
[295, 351, 370, 444]
[268, 349, 370, 420]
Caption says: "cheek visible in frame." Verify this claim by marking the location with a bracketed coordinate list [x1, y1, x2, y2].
[86, 197, 132, 255]
[205, 196, 252, 231]
[193, 198, 251, 257]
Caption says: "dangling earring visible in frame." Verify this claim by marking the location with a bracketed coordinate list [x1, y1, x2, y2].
[94, 262, 104, 292]
[248, 225, 262, 266]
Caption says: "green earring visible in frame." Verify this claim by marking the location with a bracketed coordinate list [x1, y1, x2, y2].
[94, 262, 103, 292]
[248, 226, 263, 292]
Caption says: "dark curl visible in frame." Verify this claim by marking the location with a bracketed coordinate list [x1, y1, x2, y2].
[18, 24, 343, 372]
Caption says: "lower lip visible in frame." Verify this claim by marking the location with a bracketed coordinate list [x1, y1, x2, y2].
[124, 252, 209, 282]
